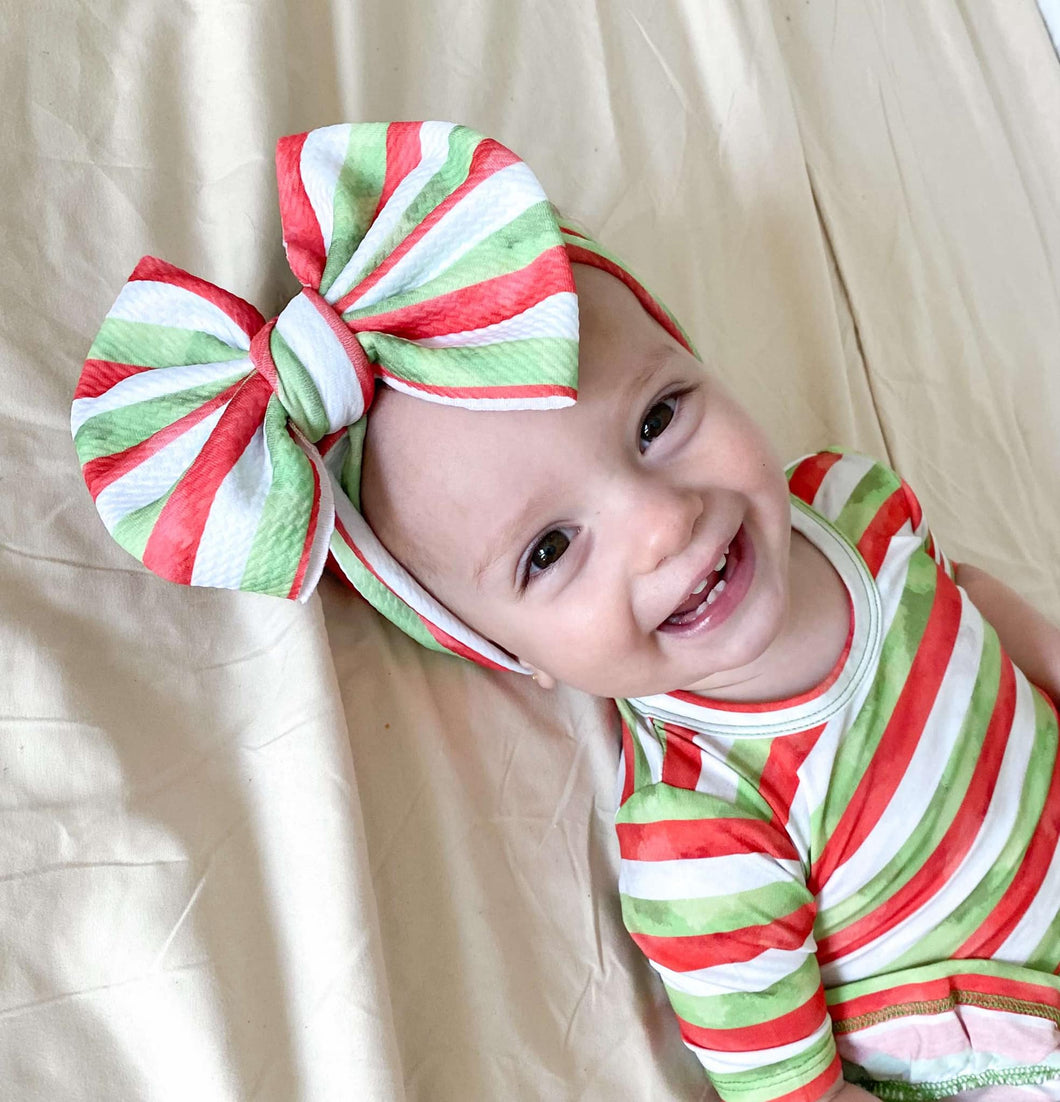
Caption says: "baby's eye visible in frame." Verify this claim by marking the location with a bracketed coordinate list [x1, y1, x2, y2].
[639, 396, 678, 452]
[527, 529, 570, 580]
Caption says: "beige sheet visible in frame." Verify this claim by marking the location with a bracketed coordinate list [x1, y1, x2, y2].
[2, 1, 1058, 1099]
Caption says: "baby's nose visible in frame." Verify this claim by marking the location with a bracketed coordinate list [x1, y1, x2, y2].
[633, 483, 703, 574]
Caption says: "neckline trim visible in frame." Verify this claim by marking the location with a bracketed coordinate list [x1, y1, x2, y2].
[627, 497, 883, 738]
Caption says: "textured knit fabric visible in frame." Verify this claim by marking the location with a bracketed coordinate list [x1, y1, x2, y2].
[71, 121, 693, 671]
[616, 449, 1060, 1102]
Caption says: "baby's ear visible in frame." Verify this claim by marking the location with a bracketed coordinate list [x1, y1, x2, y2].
[518, 661, 556, 690]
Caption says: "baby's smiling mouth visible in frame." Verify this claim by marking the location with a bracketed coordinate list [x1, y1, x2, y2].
[661, 542, 733, 627]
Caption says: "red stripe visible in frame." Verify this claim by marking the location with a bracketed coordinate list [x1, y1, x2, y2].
[130, 256, 265, 338]
[81, 379, 245, 499]
[616, 817, 799, 863]
[956, 728, 1060, 959]
[75, 359, 152, 401]
[620, 715, 636, 806]
[787, 451, 843, 507]
[343, 137, 519, 307]
[856, 487, 910, 578]
[562, 242, 692, 354]
[331, 511, 511, 671]
[377, 367, 576, 402]
[757, 723, 828, 830]
[143, 375, 273, 584]
[809, 576, 963, 892]
[337, 244, 575, 334]
[660, 722, 703, 789]
[679, 985, 826, 1052]
[286, 441, 323, 600]
[275, 131, 325, 287]
[376, 122, 425, 217]
[830, 969, 1060, 1023]
[817, 654, 1017, 966]
[628, 900, 816, 972]
[771, 1057, 843, 1102]
[901, 478, 924, 531]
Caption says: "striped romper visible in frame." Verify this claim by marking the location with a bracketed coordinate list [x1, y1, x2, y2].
[616, 450, 1060, 1101]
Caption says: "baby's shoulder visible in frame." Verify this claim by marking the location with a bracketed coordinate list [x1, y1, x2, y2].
[785, 447, 923, 533]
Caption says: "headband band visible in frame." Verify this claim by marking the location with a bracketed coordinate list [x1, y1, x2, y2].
[71, 121, 693, 671]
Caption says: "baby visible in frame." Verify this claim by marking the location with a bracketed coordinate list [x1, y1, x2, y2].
[73, 121, 1060, 1101]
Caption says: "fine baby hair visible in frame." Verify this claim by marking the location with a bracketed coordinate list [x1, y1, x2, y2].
[70, 120, 691, 672]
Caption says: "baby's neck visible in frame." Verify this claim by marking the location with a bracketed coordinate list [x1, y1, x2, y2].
[684, 531, 851, 706]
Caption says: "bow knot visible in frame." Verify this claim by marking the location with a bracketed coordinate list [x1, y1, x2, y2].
[250, 287, 376, 441]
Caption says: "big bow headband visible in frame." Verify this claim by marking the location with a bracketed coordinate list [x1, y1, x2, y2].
[72, 121, 693, 672]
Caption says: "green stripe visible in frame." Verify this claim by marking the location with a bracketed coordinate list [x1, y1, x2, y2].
[110, 488, 174, 560]
[621, 879, 808, 938]
[340, 202, 561, 321]
[239, 399, 316, 596]
[706, 1026, 835, 1102]
[809, 552, 938, 852]
[359, 332, 577, 390]
[832, 462, 902, 547]
[889, 681, 1055, 969]
[664, 953, 819, 1030]
[725, 738, 775, 820]
[328, 535, 445, 653]
[815, 633, 999, 939]
[614, 700, 663, 793]
[337, 418, 368, 510]
[268, 328, 329, 441]
[90, 318, 247, 368]
[319, 123, 390, 298]
[73, 376, 246, 463]
[615, 781, 754, 826]
[326, 123, 480, 302]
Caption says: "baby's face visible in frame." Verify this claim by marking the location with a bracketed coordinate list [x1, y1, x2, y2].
[361, 264, 793, 699]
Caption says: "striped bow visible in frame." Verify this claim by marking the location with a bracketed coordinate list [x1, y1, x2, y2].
[72, 121, 692, 670]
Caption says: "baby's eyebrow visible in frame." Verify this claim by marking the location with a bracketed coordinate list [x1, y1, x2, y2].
[472, 496, 545, 588]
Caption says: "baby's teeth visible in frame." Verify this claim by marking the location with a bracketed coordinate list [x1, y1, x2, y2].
[692, 578, 708, 595]
[705, 579, 727, 606]
[714, 553, 727, 573]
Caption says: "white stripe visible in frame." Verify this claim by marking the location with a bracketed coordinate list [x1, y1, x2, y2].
[811, 452, 878, 522]
[190, 426, 272, 589]
[688, 1016, 832, 1076]
[347, 160, 546, 312]
[328, 474, 521, 671]
[651, 937, 816, 998]
[620, 853, 802, 901]
[820, 673, 1039, 985]
[411, 291, 579, 348]
[326, 121, 455, 303]
[287, 423, 335, 602]
[94, 406, 227, 531]
[273, 291, 366, 431]
[694, 734, 740, 803]
[71, 358, 247, 435]
[821, 593, 985, 908]
[299, 124, 355, 258]
[107, 280, 252, 350]
[380, 376, 574, 410]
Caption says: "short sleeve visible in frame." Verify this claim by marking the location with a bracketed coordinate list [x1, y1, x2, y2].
[615, 733, 843, 1101]
[786, 448, 956, 582]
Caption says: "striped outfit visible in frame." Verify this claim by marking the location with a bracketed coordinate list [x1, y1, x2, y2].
[616, 450, 1060, 1102]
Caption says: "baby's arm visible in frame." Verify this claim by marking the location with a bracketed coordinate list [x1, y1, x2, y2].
[954, 562, 1060, 706]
